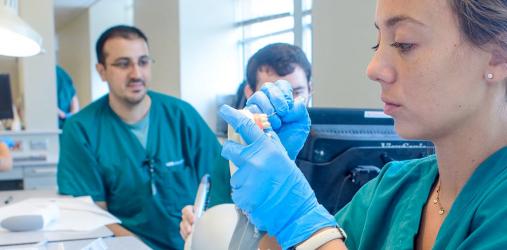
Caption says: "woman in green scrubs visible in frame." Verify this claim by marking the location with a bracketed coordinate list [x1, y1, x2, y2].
[216, 0, 507, 249]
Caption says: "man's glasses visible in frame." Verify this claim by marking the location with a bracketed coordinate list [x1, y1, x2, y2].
[109, 56, 154, 70]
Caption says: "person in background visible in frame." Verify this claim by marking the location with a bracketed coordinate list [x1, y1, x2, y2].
[56, 65, 80, 129]
[235, 43, 312, 109]
[0, 138, 13, 171]
[233, 80, 249, 109]
[57, 25, 222, 250]
[218, 0, 507, 249]
[179, 43, 313, 248]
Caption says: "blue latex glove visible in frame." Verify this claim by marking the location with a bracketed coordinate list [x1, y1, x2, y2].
[220, 105, 336, 250]
[0, 137, 15, 149]
[245, 80, 310, 160]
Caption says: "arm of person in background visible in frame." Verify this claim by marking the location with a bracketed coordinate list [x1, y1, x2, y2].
[57, 108, 67, 120]
[0, 141, 13, 171]
[69, 95, 80, 115]
[58, 95, 80, 120]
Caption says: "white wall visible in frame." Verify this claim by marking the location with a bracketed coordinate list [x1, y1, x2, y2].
[57, 0, 133, 106]
[89, 0, 133, 101]
[179, 0, 239, 131]
[134, 0, 181, 97]
[58, 12, 92, 105]
[59, 1, 382, 130]
[18, 0, 58, 130]
[135, 0, 239, 130]
[312, 1, 381, 108]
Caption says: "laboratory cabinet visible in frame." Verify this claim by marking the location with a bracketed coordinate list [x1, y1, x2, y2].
[0, 130, 59, 190]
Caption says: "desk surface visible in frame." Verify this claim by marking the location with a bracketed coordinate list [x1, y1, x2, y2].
[0, 190, 57, 206]
[48, 236, 151, 250]
[0, 190, 150, 249]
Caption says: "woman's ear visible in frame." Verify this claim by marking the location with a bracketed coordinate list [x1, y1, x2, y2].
[486, 46, 507, 82]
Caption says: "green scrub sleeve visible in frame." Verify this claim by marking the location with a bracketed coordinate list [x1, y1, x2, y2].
[208, 155, 233, 207]
[57, 120, 106, 201]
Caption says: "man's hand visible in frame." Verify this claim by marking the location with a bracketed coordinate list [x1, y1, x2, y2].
[58, 108, 67, 119]
[180, 205, 196, 240]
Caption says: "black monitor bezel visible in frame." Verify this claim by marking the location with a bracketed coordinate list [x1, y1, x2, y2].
[0, 74, 14, 120]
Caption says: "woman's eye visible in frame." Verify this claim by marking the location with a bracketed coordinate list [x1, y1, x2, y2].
[371, 43, 379, 51]
[390, 42, 415, 53]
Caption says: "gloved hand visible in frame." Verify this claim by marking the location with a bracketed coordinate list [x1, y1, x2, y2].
[0, 137, 15, 149]
[245, 80, 310, 160]
[220, 105, 336, 250]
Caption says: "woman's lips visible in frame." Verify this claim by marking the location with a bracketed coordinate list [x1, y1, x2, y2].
[382, 97, 401, 115]
[383, 102, 401, 115]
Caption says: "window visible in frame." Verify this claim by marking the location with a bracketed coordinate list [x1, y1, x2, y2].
[235, 0, 313, 73]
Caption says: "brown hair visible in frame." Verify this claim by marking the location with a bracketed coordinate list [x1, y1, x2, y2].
[449, 0, 507, 49]
[449, 0, 507, 97]
[95, 25, 148, 65]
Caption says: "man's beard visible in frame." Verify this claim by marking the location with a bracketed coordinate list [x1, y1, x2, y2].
[124, 91, 146, 106]
[123, 79, 147, 106]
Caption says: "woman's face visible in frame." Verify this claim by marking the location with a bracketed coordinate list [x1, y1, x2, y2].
[367, 0, 492, 140]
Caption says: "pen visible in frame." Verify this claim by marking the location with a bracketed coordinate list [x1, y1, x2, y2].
[4, 195, 13, 205]
[193, 174, 210, 219]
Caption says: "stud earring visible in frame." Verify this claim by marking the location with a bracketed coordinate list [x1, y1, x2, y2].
[486, 73, 494, 79]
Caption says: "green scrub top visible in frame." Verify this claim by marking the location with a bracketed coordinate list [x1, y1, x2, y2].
[336, 146, 507, 249]
[56, 65, 76, 128]
[57, 91, 222, 250]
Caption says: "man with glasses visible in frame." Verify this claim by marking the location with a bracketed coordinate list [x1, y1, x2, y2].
[57, 25, 222, 250]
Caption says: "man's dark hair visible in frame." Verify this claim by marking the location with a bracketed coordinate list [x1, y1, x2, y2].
[95, 25, 148, 65]
[246, 43, 311, 91]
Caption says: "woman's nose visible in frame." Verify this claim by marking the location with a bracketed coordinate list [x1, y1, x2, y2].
[366, 46, 396, 85]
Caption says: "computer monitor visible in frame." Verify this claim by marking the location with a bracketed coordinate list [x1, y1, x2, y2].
[296, 107, 434, 214]
[216, 94, 237, 138]
[0, 74, 14, 120]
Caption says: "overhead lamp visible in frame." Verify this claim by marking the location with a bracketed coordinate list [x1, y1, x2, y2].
[0, 3, 42, 57]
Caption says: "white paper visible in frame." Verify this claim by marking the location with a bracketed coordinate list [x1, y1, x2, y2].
[0, 196, 120, 232]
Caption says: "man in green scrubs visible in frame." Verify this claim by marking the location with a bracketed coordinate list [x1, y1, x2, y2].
[57, 25, 221, 250]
